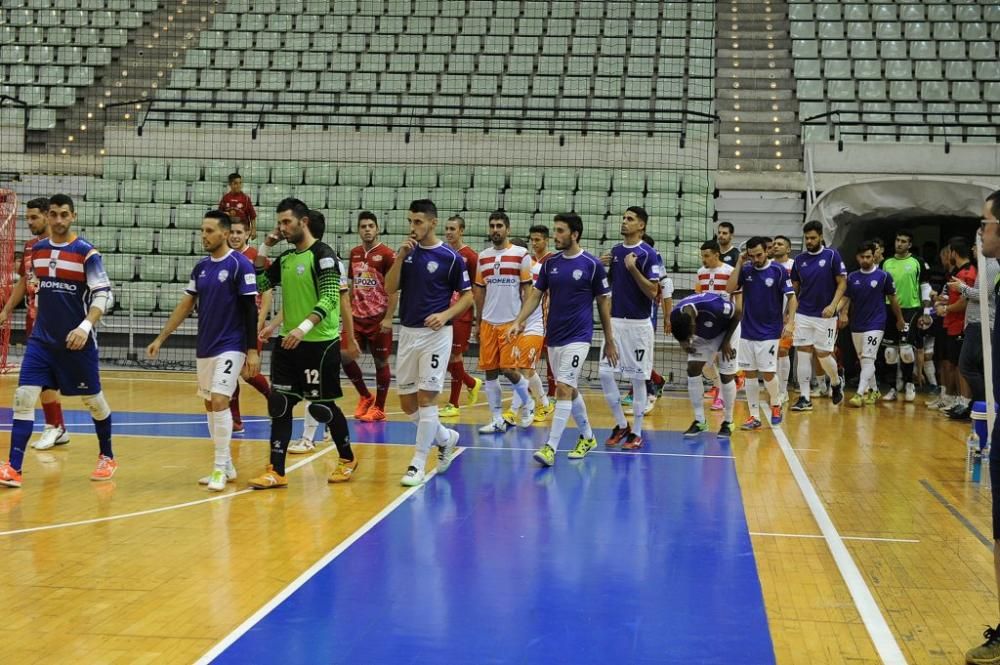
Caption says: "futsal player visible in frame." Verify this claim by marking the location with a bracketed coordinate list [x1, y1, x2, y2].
[726, 237, 796, 429]
[696, 239, 735, 410]
[0, 197, 69, 450]
[839, 241, 905, 406]
[0, 194, 116, 487]
[790, 221, 847, 411]
[880, 230, 931, 402]
[219, 172, 257, 238]
[439, 215, 482, 417]
[341, 211, 398, 422]
[474, 211, 535, 433]
[598, 207, 660, 450]
[528, 224, 557, 412]
[717, 221, 740, 267]
[770, 234, 796, 402]
[503, 237, 552, 425]
[508, 213, 616, 467]
[670, 292, 741, 438]
[146, 211, 259, 491]
[248, 199, 359, 488]
[385, 200, 470, 486]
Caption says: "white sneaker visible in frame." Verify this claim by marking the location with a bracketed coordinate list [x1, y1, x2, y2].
[288, 439, 316, 454]
[32, 425, 70, 450]
[205, 469, 228, 492]
[883, 387, 898, 402]
[400, 465, 425, 486]
[938, 396, 956, 411]
[199, 463, 237, 486]
[478, 420, 508, 434]
[904, 383, 916, 402]
[518, 401, 535, 428]
[437, 429, 460, 474]
[642, 394, 657, 415]
[926, 395, 944, 409]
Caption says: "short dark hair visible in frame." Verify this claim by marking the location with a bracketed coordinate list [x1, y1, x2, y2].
[700, 239, 721, 254]
[896, 229, 914, 243]
[670, 308, 693, 343]
[489, 210, 511, 228]
[509, 237, 527, 248]
[553, 212, 583, 243]
[746, 236, 769, 251]
[856, 240, 877, 256]
[987, 190, 1000, 220]
[48, 193, 74, 212]
[802, 220, 823, 235]
[626, 206, 649, 225]
[447, 214, 465, 230]
[774, 234, 791, 246]
[949, 236, 971, 259]
[308, 210, 326, 240]
[409, 198, 438, 218]
[871, 237, 885, 249]
[204, 209, 232, 230]
[529, 224, 549, 237]
[229, 218, 247, 231]
[717, 221, 734, 234]
[357, 210, 378, 226]
[26, 197, 49, 212]
[276, 197, 309, 219]
[228, 172, 242, 184]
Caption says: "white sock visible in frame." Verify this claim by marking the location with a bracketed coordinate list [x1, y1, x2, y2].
[763, 376, 780, 406]
[687, 376, 705, 422]
[547, 400, 572, 451]
[599, 368, 628, 429]
[631, 379, 647, 436]
[778, 355, 791, 395]
[410, 405, 438, 472]
[512, 377, 531, 411]
[923, 360, 937, 387]
[485, 379, 503, 422]
[745, 377, 760, 420]
[571, 393, 593, 440]
[818, 354, 840, 385]
[211, 409, 233, 470]
[796, 351, 813, 396]
[206, 412, 216, 440]
[858, 358, 876, 394]
[302, 400, 320, 443]
[721, 379, 737, 422]
[528, 373, 548, 408]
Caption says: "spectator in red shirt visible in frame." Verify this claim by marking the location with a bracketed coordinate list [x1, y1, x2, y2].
[936, 236, 976, 416]
[219, 173, 257, 239]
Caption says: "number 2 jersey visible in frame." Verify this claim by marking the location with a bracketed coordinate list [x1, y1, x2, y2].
[29, 236, 112, 348]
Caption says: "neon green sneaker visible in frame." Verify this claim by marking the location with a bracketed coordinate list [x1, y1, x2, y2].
[863, 389, 882, 405]
[533, 444, 556, 467]
[848, 393, 864, 408]
[502, 409, 517, 426]
[439, 403, 460, 418]
[568, 435, 596, 459]
[467, 377, 483, 406]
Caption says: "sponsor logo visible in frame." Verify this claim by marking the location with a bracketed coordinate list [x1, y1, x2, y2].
[218, 269, 230, 282]
[356, 276, 379, 288]
[244, 273, 256, 285]
[488, 276, 520, 286]
[427, 260, 439, 273]
[199, 269, 207, 278]
[39, 280, 77, 292]
[550, 266, 558, 274]
[372, 255, 383, 262]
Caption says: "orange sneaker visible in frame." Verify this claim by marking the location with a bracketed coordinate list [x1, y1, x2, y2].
[90, 455, 118, 481]
[704, 386, 719, 400]
[0, 461, 23, 488]
[328, 458, 358, 483]
[249, 465, 287, 489]
[354, 395, 375, 419]
[359, 405, 386, 422]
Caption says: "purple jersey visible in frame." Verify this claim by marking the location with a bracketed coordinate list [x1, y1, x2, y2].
[609, 241, 661, 320]
[30, 236, 111, 348]
[673, 293, 736, 340]
[399, 241, 471, 327]
[846, 268, 896, 333]
[534, 250, 610, 346]
[185, 250, 258, 358]
[791, 247, 846, 317]
[737, 261, 794, 341]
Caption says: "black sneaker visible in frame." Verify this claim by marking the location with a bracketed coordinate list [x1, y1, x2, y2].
[948, 405, 973, 421]
[717, 421, 734, 438]
[831, 381, 844, 406]
[790, 396, 813, 412]
[683, 420, 708, 437]
[966, 624, 1000, 664]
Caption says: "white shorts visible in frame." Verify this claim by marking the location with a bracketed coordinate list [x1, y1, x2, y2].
[196, 351, 246, 400]
[852, 330, 884, 360]
[793, 313, 837, 352]
[688, 323, 741, 376]
[548, 342, 591, 389]
[396, 325, 453, 395]
[599, 318, 654, 380]
[739, 339, 779, 373]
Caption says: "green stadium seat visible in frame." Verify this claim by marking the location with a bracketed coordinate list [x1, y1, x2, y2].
[83, 227, 118, 252]
[159, 230, 194, 255]
[191, 182, 221, 206]
[117, 282, 158, 315]
[154, 181, 187, 204]
[101, 203, 134, 228]
[466, 188, 500, 211]
[405, 168, 437, 188]
[438, 168, 472, 189]
[304, 163, 336, 186]
[430, 188, 463, 211]
[102, 157, 133, 181]
[578, 169, 612, 193]
[138, 205, 173, 230]
[175, 205, 207, 230]
[574, 191, 608, 216]
[102, 253, 135, 282]
[120, 231, 154, 254]
[328, 187, 361, 209]
[87, 179, 119, 203]
[338, 165, 371, 187]
[269, 163, 302, 186]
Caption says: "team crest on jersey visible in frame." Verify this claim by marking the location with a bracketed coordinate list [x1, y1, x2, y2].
[217, 269, 229, 282]
[427, 260, 439, 273]
[870, 279, 879, 288]
[296, 264, 306, 275]
[704, 321, 714, 328]
[765, 277, 774, 287]
[572, 269, 583, 280]
[819, 259, 827, 267]
[49, 258, 58, 271]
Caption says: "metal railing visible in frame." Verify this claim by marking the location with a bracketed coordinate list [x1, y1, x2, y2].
[801, 109, 1000, 152]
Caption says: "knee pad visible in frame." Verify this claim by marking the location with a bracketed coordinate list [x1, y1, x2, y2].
[13, 385, 42, 420]
[267, 391, 291, 419]
[81, 391, 111, 421]
[899, 344, 915, 364]
[883, 346, 899, 365]
[307, 401, 334, 424]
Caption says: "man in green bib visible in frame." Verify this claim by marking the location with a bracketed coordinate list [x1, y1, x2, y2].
[249, 198, 360, 489]
[880, 230, 931, 402]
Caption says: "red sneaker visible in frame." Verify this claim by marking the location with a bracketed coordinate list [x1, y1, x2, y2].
[605, 424, 631, 447]
[359, 405, 386, 422]
[354, 395, 375, 419]
[622, 433, 644, 450]
[704, 386, 719, 400]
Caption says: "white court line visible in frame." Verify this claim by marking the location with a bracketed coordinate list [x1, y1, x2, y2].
[770, 427, 907, 664]
[193, 448, 465, 665]
[749, 531, 920, 544]
[0, 444, 338, 537]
